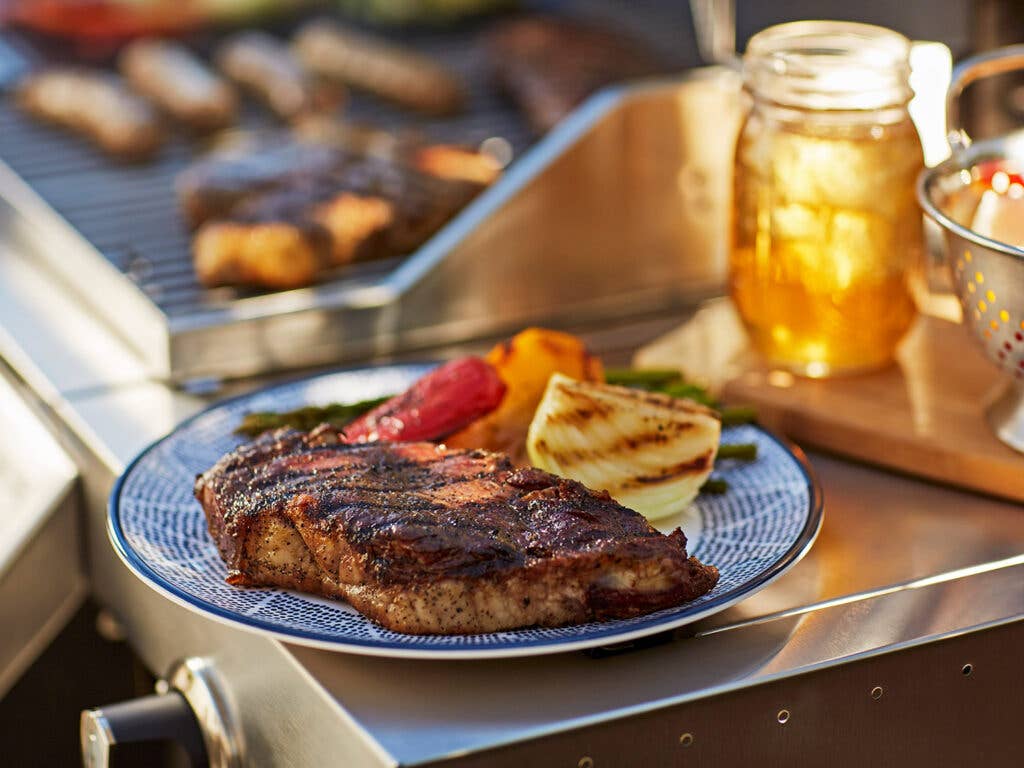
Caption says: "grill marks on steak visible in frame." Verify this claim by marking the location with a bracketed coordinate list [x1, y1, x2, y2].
[194, 427, 719, 634]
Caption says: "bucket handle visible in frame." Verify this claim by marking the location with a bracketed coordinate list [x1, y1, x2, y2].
[947, 44, 1024, 151]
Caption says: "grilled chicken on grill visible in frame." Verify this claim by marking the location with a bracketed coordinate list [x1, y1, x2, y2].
[195, 430, 719, 634]
[120, 39, 238, 131]
[16, 68, 163, 159]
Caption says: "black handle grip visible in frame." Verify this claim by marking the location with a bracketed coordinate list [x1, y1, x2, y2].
[82, 692, 208, 768]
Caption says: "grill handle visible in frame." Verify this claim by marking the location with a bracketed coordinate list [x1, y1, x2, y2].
[80, 657, 242, 768]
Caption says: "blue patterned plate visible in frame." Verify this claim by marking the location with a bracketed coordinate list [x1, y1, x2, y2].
[109, 364, 822, 659]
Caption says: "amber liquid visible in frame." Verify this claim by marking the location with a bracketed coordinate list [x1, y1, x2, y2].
[730, 112, 924, 376]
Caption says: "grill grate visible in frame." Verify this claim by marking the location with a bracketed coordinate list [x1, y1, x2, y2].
[0, 0, 699, 347]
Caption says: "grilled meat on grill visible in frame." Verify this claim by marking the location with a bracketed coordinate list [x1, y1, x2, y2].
[216, 31, 338, 123]
[194, 430, 719, 635]
[486, 17, 667, 133]
[120, 39, 238, 131]
[293, 19, 465, 115]
[185, 141, 494, 288]
[176, 139, 345, 228]
[193, 177, 394, 288]
[16, 68, 164, 160]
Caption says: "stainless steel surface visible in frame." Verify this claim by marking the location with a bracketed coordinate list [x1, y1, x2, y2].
[689, 0, 737, 64]
[8, 273, 1023, 764]
[944, 44, 1024, 149]
[990, 380, 1024, 449]
[432, 618, 1024, 767]
[80, 709, 115, 768]
[918, 46, 1024, 453]
[1, 55, 1023, 764]
[0, 368, 85, 699]
[165, 657, 244, 768]
[0, 23, 718, 385]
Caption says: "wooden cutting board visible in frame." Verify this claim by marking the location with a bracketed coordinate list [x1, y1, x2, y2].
[635, 299, 1024, 503]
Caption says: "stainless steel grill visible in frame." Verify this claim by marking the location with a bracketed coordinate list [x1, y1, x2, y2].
[0, 3, 700, 384]
[0, 35, 534, 317]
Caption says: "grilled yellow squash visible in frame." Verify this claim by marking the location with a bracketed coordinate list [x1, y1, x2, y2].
[526, 374, 721, 521]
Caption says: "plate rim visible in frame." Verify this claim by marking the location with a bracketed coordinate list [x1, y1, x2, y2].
[107, 363, 825, 660]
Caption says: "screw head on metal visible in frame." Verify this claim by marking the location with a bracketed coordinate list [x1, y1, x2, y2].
[777, 709, 790, 724]
[871, 686, 883, 700]
[679, 733, 694, 747]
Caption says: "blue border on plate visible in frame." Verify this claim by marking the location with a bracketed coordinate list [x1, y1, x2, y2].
[107, 363, 824, 655]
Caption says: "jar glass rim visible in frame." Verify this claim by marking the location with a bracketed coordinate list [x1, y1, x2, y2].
[744, 21, 913, 111]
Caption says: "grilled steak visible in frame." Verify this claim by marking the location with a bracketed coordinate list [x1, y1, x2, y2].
[184, 142, 493, 288]
[486, 17, 667, 133]
[176, 139, 345, 228]
[194, 427, 718, 635]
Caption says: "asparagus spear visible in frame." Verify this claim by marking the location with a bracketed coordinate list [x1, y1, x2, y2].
[718, 405, 758, 426]
[603, 367, 684, 389]
[235, 395, 391, 437]
[716, 443, 758, 461]
[606, 368, 757, 424]
[700, 478, 729, 494]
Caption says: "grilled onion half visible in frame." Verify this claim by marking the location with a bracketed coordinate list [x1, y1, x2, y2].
[526, 374, 721, 521]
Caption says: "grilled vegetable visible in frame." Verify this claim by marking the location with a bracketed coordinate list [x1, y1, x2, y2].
[718, 405, 757, 426]
[120, 39, 237, 131]
[526, 374, 721, 521]
[343, 357, 506, 443]
[292, 19, 465, 115]
[16, 68, 163, 160]
[716, 443, 758, 461]
[236, 396, 390, 437]
[445, 329, 603, 461]
[603, 368, 685, 389]
[700, 478, 729, 495]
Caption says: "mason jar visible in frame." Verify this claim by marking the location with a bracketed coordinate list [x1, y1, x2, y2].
[730, 21, 924, 377]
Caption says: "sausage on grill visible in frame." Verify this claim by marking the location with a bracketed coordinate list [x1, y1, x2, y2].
[16, 68, 164, 160]
[216, 31, 340, 122]
[292, 19, 465, 115]
[120, 39, 237, 131]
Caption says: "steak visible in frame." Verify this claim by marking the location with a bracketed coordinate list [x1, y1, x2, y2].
[486, 17, 668, 133]
[194, 426, 718, 635]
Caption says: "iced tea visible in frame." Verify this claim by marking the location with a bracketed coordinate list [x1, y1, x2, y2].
[730, 21, 923, 376]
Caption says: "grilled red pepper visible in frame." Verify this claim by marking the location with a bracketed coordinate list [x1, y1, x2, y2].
[342, 357, 506, 443]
